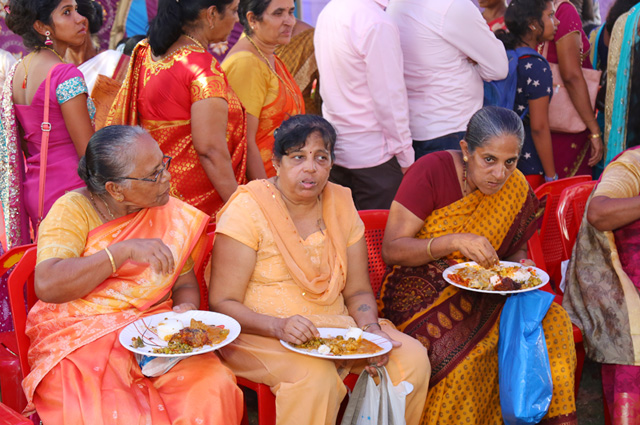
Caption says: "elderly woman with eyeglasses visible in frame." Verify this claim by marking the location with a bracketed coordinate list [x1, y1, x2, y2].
[23, 125, 243, 424]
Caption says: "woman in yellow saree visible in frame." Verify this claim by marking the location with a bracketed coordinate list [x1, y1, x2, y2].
[379, 107, 578, 424]
[222, 0, 305, 177]
[24, 126, 243, 424]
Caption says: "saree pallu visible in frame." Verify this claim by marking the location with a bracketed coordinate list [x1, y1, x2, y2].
[107, 40, 248, 217]
[255, 56, 304, 177]
[379, 170, 578, 424]
[604, 6, 640, 166]
[23, 197, 209, 414]
[563, 147, 640, 424]
[275, 29, 321, 115]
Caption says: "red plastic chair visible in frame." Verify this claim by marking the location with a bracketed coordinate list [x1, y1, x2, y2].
[0, 244, 36, 412]
[358, 209, 389, 296]
[534, 176, 592, 285]
[557, 181, 597, 260]
[0, 402, 31, 425]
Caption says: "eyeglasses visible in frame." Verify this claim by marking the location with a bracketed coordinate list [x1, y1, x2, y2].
[119, 155, 172, 183]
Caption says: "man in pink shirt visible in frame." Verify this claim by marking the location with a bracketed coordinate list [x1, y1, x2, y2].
[388, 0, 508, 159]
[315, 0, 413, 210]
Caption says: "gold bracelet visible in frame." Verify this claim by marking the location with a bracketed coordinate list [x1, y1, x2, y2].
[362, 322, 381, 332]
[104, 247, 117, 274]
[427, 238, 436, 262]
[589, 132, 602, 139]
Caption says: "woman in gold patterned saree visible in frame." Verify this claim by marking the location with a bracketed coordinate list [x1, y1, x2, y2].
[379, 106, 578, 425]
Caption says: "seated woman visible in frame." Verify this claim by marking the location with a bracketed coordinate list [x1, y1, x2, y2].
[209, 114, 430, 425]
[24, 126, 243, 424]
[379, 106, 578, 424]
[563, 145, 640, 424]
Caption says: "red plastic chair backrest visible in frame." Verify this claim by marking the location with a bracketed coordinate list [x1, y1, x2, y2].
[534, 175, 592, 283]
[7, 247, 37, 377]
[557, 180, 597, 259]
[358, 209, 389, 296]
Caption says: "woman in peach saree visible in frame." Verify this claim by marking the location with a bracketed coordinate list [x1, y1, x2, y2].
[24, 126, 243, 424]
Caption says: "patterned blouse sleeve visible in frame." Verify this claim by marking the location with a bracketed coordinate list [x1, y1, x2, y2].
[518, 57, 553, 102]
[54, 64, 89, 104]
[189, 52, 228, 103]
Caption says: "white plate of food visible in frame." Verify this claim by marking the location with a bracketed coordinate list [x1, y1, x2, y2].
[280, 327, 393, 360]
[442, 261, 549, 295]
[119, 310, 241, 358]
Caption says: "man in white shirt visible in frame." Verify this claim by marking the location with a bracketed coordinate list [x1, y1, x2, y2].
[388, 0, 509, 158]
[315, 0, 414, 210]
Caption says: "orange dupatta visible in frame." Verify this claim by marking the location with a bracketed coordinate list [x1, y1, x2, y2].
[22, 197, 208, 410]
[256, 57, 305, 177]
[217, 180, 355, 306]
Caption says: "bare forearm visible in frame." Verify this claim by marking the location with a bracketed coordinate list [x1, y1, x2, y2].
[587, 196, 640, 231]
[382, 234, 457, 266]
[212, 299, 282, 338]
[172, 283, 201, 308]
[198, 150, 239, 202]
[344, 292, 379, 327]
[246, 135, 267, 180]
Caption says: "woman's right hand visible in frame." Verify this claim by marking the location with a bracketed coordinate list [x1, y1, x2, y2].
[275, 315, 319, 345]
[115, 238, 176, 275]
[588, 134, 604, 166]
[455, 233, 499, 269]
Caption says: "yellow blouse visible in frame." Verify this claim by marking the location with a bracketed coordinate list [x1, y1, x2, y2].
[594, 149, 640, 199]
[222, 51, 280, 118]
[216, 191, 365, 327]
[37, 191, 194, 273]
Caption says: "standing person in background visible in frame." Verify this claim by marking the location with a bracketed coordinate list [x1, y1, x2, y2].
[222, 0, 304, 178]
[1, 0, 95, 248]
[315, 0, 413, 210]
[388, 0, 508, 160]
[496, 0, 559, 185]
[480, 0, 509, 32]
[108, 0, 265, 218]
[541, 0, 603, 178]
[570, 0, 602, 33]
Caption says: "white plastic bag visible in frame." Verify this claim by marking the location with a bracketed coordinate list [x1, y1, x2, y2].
[340, 366, 413, 425]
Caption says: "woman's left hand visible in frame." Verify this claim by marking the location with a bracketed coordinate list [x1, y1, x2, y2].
[588, 135, 604, 166]
[173, 302, 197, 313]
[519, 258, 536, 267]
[364, 327, 401, 377]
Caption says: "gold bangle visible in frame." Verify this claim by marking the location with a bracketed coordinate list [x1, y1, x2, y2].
[104, 247, 117, 274]
[589, 132, 602, 139]
[362, 322, 381, 333]
[427, 238, 436, 262]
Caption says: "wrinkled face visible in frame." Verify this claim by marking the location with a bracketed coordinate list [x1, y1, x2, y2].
[272, 132, 332, 203]
[115, 133, 172, 208]
[250, 0, 296, 46]
[462, 134, 521, 196]
[538, 2, 559, 43]
[214, 0, 240, 42]
[43, 0, 86, 47]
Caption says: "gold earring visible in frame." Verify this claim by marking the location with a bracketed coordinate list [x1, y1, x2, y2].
[463, 156, 468, 162]
[116, 195, 124, 202]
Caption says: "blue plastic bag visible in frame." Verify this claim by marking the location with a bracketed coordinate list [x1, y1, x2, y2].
[498, 290, 554, 425]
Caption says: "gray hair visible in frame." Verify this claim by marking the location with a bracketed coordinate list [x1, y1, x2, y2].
[78, 125, 147, 194]
[465, 106, 525, 153]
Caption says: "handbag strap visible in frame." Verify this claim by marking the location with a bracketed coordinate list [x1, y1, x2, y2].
[37, 63, 62, 227]
[340, 366, 389, 425]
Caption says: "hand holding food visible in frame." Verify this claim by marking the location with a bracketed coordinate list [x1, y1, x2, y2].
[115, 238, 176, 275]
[455, 233, 499, 269]
[276, 315, 319, 345]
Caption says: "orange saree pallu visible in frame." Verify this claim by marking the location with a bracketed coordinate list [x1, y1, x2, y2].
[255, 57, 305, 177]
[23, 198, 243, 424]
[379, 171, 578, 425]
[107, 40, 248, 217]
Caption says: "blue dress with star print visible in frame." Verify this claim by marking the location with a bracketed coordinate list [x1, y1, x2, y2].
[514, 55, 553, 175]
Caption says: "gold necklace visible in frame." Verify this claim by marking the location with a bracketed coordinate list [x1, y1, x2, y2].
[42, 46, 65, 63]
[21, 53, 34, 89]
[183, 34, 205, 50]
[89, 192, 111, 222]
[97, 193, 116, 220]
[245, 34, 302, 112]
